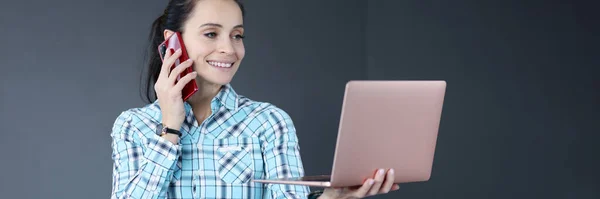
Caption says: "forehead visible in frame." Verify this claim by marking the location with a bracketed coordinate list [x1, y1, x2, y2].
[186, 0, 243, 26]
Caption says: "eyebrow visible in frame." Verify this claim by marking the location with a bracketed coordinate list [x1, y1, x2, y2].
[199, 23, 244, 29]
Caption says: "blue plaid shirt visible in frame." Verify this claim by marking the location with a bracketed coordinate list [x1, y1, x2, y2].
[110, 84, 312, 199]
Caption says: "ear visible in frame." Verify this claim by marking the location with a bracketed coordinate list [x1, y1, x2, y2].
[163, 29, 175, 41]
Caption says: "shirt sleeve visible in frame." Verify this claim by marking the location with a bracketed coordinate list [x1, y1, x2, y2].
[261, 107, 312, 199]
[110, 111, 180, 199]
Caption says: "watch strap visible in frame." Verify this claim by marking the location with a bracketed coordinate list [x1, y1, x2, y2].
[161, 125, 182, 137]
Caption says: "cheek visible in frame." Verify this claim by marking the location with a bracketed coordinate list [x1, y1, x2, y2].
[236, 45, 245, 59]
[188, 40, 215, 61]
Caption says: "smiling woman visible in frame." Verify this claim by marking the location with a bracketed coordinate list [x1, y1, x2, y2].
[144, 0, 246, 101]
[109, 0, 397, 199]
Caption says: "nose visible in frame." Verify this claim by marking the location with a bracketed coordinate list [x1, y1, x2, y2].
[217, 36, 235, 55]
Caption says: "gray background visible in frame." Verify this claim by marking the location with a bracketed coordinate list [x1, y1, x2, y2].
[0, 0, 598, 198]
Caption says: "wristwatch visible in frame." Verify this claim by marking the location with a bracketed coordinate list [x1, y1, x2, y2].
[158, 123, 182, 137]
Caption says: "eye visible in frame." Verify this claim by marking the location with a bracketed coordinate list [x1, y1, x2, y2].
[204, 32, 217, 38]
[233, 34, 245, 40]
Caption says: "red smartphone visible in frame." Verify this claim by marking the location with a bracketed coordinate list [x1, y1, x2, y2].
[158, 32, 198, 101]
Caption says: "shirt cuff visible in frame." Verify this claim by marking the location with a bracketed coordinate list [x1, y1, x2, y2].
[308, 190, 324, 199]
[143, 133, 180, 170]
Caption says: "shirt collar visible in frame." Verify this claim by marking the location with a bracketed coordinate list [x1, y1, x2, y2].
[213, 83, 239, 111]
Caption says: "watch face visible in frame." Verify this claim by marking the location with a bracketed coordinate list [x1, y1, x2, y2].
[156, 123, 164, 136]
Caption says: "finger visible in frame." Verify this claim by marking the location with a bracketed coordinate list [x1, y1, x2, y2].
[173, 71, 198, 91]
[352, 178, 374, 198]
[379, 169, 395, 194]
[158, 48, 174, 78]
[168, 59, 193, 84]
[367, 169, 385, 196]
[392, 184, 400, 191]
[159, 48, 182, 80]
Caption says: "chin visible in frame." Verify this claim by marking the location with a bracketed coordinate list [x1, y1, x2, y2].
[205, 76, 235, 86]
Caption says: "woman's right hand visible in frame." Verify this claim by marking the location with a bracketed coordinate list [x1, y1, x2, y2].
[154, 48, 197, 131]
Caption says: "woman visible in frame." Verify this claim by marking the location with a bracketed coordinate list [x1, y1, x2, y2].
[110, 0, 399, 198]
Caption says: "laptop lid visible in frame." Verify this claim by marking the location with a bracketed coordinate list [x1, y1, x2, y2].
[329, 80, 446, 187]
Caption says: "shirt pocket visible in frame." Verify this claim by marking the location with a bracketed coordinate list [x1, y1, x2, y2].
[212, 136, 262, 184]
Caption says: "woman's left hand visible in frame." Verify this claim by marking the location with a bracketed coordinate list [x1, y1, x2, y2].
[319, 168, 400, 199]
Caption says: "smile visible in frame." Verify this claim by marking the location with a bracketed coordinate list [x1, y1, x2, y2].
[207, 61, 234, 68]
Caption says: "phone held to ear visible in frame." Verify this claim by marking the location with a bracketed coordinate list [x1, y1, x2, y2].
[158, 32, 198, 101]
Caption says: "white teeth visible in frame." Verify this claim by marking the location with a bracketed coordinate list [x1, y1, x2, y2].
[208, 61, 233, 68]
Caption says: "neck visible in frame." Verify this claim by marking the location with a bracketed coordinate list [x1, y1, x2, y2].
[186, 79, 223, 124]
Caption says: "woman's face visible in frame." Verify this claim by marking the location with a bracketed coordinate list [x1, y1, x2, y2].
[166, 0, 245, 86]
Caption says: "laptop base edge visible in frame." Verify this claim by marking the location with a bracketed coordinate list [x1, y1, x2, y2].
[251, 179, 332, 187]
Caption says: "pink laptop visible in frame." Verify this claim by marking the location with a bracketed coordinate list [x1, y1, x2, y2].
[252, 80, 447, 187]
